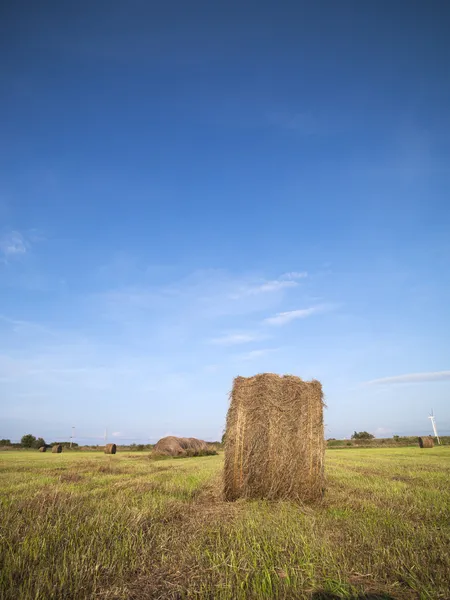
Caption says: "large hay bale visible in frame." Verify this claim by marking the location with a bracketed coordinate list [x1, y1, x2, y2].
[105, 443, 117, 454]
[52, 444, 62, 454]
[224, 373, 325, 502]
[153, 436, 213, 457]
[418, 436, 434, 448]
[38, 446, 46, 452]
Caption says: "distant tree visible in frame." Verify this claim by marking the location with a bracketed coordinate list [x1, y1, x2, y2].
[0, 438, 12, 446]
[393, 435, 400, 442]
[34, 437, 46, 449]
[351, 431, 374, 440]
[136, 444, 145, 451]
[21, 434, 37, 448]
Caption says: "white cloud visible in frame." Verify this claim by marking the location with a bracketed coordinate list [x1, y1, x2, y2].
[229, 272, 306, 299]
[365, 371, 450, 386]
[374, 427, 393, 436]
[281, 271, 308, 280]
[240, 348, 278, 361]
[264, 304, 330, 326]
[254, 280, 298, 293]
[210, 332, 263, 346]
[230, 280, 295, 299]
[0, 231, 27, 258]
[97, 269, 299, 324]
[112, 432, 122, 437]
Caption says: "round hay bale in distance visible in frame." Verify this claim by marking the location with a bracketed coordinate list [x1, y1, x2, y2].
[418, 436, 434, 448]
[52, 444, 63, 453]
[38, 446, 47, 452]
[153, 436, 215, 457]
[105, 443, 117, 454]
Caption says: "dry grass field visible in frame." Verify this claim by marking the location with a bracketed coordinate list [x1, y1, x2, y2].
[1, 447, 449, 600]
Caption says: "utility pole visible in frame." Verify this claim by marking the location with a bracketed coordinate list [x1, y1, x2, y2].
[70, 426, 75, 448]
[428, 410, 440, 445]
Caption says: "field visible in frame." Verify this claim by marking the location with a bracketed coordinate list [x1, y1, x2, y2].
[0, 448, 449, 600]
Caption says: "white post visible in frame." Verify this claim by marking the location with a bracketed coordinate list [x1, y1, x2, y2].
[428, 415, 440, 445]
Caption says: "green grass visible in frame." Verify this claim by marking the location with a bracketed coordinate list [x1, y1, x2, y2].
[1, 447, 449, 599]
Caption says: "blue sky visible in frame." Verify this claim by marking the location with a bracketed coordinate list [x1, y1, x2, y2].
[1, 1, 449, 443]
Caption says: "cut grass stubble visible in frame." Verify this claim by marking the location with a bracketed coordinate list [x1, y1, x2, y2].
[0, 448, 449, 599]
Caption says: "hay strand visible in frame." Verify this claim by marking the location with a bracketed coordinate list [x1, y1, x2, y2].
[224, 373, 325, 502]
[105, 443, 117, 454]
[52, 444, 62, 453]
[418, 436, 434, 448]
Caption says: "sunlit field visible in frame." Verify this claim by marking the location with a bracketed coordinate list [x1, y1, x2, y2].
[1, 447, 449, 599]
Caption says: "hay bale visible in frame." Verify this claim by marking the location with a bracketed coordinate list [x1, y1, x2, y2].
[52, 444, 62, 454]
[38, 446, 47, 452]
[153, 436, 213, 457]
[418, 436, 434, 448]
[105, 443, 117, 454]
[224, 373, 325, 502]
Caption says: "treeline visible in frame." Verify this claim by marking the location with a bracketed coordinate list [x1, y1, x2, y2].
[327, 435, 450, 448]
[1, 433, 448, 452]
[1, 438, 223, 452]
[0, 435, 78, 450]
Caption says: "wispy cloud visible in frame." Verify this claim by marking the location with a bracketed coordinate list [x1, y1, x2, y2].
[229, 272, 307, 299]
[374, 427, 393, 436]
[210, 332, 264, 346]
[365, 371, 450, 386]
[264, 304, 331, 326]
[282, 271, 307, 280]
[0, 231, 28, 259]
[112, 432, 122, 437]
[97, 269, 306, 324]
[240, 348, 278, 361]
[0, 315, 56, 337]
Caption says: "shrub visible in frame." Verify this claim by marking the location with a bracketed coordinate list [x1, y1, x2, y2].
[21, 434, 36, 448]
[351, 431, 375, 440]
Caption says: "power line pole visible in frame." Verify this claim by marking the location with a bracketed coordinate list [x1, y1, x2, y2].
[70, 426, 75, 448]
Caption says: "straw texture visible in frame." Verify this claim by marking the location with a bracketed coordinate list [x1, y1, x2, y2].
[153, 436, 216, 457]
[224, 373, 325, 502]
[418, 436, 434, 448]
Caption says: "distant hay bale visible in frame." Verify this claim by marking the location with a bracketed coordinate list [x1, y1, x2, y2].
[39, 446, 46, 452]
[418, 436, 434, 448]
[224, 373, 325, 502]
[153, 436, 216, 457]
[105, 443, 117, 454]
[52, 444, 62, 454]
